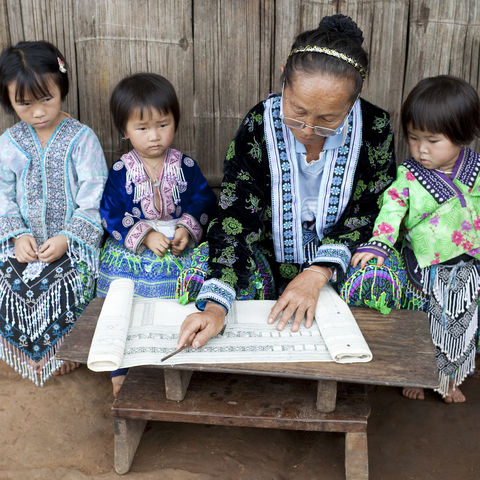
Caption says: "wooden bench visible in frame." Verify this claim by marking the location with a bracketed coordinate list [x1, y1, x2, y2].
[57, 298, 438, 479]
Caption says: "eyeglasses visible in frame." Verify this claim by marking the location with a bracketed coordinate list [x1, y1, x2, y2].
[281, 83, 357, 137]
[280, 116, 342, 137]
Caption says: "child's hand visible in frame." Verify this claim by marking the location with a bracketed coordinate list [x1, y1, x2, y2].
[171, 226, 190, 256]
[351, 251, 385, 269]
[38, 235, 68, 263]
[13, 235, 38, 263]
[143, 231, 171, 257]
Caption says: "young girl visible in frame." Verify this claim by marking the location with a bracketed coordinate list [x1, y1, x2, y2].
[352, 75, 480, 403]
[98, 73, 216, 395]
[0, 41, 108, 385]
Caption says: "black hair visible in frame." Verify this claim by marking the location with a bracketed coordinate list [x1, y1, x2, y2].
[282, 14, 368, 101]
[0, 40, 69, 113]
[110, 73, 180, 135]
[401, 75, 480, 145]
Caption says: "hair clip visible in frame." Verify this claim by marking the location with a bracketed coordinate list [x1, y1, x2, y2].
[57, 57, 67, 73]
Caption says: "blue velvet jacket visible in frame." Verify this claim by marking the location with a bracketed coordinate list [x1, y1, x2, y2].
[101, 148, 217, 252]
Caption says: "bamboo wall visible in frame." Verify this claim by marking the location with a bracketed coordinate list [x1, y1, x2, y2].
[1, 0, 480, 185]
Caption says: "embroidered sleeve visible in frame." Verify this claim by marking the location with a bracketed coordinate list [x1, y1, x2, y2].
[367, 166, 410, 248]
[353, 240, 391, 259]
[196, 104, 269, 312]
[100, 160, 153, 253]
[176, 156, 217, 244]
[0, 136, 30, 251]
[59, 127, 108, 271]
[316, 105, 397, 280]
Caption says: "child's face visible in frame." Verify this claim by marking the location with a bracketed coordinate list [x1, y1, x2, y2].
[407, 125, 462, 172]
[124, 108, 175, 163]
[7, 79, 63, 134]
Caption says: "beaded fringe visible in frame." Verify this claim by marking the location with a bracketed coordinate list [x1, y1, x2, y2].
[0, 270, 82, 340]
[422, 264, 479, 362]
[0, 335, 67, 387]
[422, 263, 479, 397]
[67, 238, 100, 275]
[0, 270, 82, 386]
[436, 343, 476, 398]
[164, 160, 186, 205]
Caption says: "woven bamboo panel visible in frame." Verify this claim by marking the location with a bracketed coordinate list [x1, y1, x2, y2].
[1, 1, 479, 177]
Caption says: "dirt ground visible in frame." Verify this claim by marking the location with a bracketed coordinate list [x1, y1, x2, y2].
[1, 359, 479, 480]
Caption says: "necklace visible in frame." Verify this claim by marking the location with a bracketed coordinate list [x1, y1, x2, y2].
[142, 157, 164, 187]
[435, 169, 453, 175]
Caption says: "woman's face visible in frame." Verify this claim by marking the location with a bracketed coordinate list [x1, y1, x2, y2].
[282, 72, 356, 148]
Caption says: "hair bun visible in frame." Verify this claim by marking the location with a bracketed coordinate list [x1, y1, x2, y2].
[319, 14, 364, 46]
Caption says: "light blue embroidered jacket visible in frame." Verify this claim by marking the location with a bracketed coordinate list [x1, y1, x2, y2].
[0, 118, 108, 272]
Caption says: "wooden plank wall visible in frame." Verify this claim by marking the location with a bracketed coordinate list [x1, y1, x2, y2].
[1, 0, 479, 184]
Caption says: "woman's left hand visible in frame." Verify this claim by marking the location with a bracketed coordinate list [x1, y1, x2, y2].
[37, 235, 68, 263]
[268, 267, 330, 332]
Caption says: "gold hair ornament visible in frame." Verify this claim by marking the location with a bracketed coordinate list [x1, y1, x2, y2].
[288, 45, 366, 80]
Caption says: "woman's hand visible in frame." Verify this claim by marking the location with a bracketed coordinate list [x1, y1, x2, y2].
[171, 226, 190, 256]
[143, 231, 171, 257]
[350, 251, 384, 269]
[37, 235, 68, 263]
[177, 301, 226, 349]
[13, 235, 38, 263]
[268, 267, 330, 332]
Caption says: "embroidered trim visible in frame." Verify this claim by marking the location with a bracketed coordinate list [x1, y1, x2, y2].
[264, 96, 303, 263]
[0, 216, 29, 252]
[122, 148, 185, 220]
[177, 213, 203, 244]
[9, 118, 84, 245]
[124, 220, 152, 253]
[403, 158, 458, 204]
[456, 148, 480, 188]
[196, 278, 236, 313]
[317, 100, 362, 236]
[313, 244, 351, 274]
[355, 241, 390, 259]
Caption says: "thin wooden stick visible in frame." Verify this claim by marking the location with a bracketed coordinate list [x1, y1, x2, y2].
[160, 344, 188, 362]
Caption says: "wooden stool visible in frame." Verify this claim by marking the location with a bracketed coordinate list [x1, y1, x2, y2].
[112, 368, 370, 479]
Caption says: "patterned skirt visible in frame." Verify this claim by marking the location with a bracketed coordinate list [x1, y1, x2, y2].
[0, 253, 95, 386]
[97, 238, 210, 302]
[339, 248, 406, 313]
[340, 246, 479, 397]
[402, 247, 479, 397]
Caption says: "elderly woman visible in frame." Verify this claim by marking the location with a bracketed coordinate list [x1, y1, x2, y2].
[178, 14, 398, 348]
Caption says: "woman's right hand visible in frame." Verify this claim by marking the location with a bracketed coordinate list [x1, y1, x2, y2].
[13, 235, 38, 263]
[143, 231, 171, 257]
[177, 301, 226, 349]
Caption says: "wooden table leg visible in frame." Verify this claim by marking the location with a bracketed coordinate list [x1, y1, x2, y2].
[316, 379, 337, 413]
[164, 369, 193, 401]
[345, 432, 368, 480]
[113, 417, 147, 475]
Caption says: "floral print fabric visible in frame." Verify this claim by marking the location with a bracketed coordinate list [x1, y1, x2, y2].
[357, 148, 480, 267]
